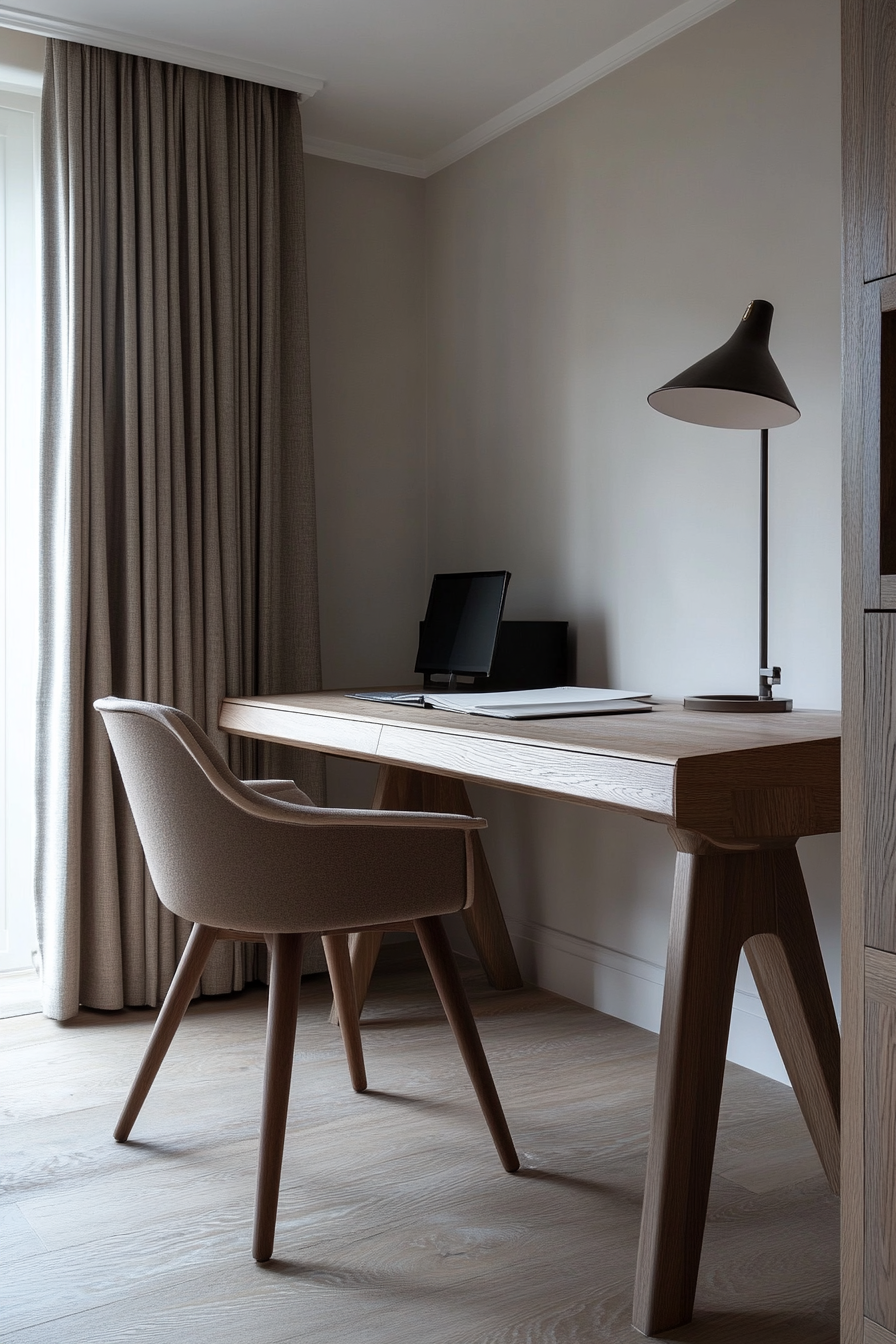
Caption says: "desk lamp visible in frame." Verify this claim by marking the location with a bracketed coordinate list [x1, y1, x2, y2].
[647, 299, 800, 712]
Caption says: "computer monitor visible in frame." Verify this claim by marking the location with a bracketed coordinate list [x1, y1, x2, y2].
[415, 571, 511, 683]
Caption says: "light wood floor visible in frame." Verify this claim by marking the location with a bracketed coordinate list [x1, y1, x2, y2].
[0, 967, 42, 1020]
[1, 944, 838, 1343]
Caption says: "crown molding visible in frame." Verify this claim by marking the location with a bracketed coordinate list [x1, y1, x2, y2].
[302, 135, 427, 179]
[0, 4, 325, 95]
[1, 0, 733, 171]
[301, 0, 735, 180]
[423, 0, 737, 176]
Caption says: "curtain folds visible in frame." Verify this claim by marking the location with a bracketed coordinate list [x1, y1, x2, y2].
[36, 40, 325, 1021]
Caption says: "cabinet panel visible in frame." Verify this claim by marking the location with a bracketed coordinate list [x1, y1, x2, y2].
[866, 966, 896, 1329]
[864, 0, 896, 281]
[865, 616, 896, 951]
[867, 1313, 896, 1343]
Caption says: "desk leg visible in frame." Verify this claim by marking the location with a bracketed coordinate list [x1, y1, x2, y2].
[633, 833, 760, 1335]
[742, 846, 840, 1193]
[331, 765, 523, 1024]
[632, 831, 840, 1336]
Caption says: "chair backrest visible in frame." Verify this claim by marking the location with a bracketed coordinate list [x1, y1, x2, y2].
[95, 697, 473, 933]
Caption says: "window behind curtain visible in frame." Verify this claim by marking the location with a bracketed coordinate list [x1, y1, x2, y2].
[0, 89, 39, 971]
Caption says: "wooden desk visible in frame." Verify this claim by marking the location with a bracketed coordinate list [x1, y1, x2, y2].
[220, 691, 841, 1335]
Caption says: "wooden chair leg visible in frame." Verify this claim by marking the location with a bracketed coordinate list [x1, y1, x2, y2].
[328, 930, 383, 1026]
[322, 933, 367, 1092]
[744, 845, 841, 1193]
[253, 932, 305, 1264]
[114, 922, 218, 1142]
[413, 915, 519, 1173]
[632, 840, 770, 1336]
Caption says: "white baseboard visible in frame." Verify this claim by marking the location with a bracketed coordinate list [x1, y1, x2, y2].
[473, 916, 791, 1085]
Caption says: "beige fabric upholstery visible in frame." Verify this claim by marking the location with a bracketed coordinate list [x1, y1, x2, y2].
[96, 698, 485, 933]
[243, 781, 316, 806]
[103, 698, 518, 1264]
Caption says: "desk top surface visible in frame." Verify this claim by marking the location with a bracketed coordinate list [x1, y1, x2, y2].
[221, 690, 840, 768]
[221, 692, 840, 839]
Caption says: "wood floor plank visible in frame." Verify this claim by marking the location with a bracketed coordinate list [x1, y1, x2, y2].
[0, 947, 838, 1343]
[712, 1111, 825, 1194]
[0, 1201, 46, 1258]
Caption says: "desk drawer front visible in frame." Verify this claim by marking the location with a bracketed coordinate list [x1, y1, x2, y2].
[220, 703, 383, 758]
[377, 725, 675, 819]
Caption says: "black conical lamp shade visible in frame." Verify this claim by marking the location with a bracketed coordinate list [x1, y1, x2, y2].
[647, 300, 800, 429]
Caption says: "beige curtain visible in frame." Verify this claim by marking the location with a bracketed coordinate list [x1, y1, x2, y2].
[36, 40, 325, 1021]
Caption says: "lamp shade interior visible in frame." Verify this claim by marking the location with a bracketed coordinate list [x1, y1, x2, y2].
[647, 300, 800, 431]
[647, 385, 800, 429]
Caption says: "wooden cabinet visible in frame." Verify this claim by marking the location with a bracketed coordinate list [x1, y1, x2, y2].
[864, 622, 896, 1337]
[862, 0, 896, 282]
[865, 617, 896, 953]
[865, 949, 896, 1333]
[844, 4, 896, 1341]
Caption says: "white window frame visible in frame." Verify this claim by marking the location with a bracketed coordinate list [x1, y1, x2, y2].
[0, 86, 40, 971]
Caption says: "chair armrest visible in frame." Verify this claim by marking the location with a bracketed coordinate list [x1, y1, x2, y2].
[243, 779, 315, 805]
[247, 794, 486, 830]
[239, 778, 482, 830]
[102, 698, 488, 833]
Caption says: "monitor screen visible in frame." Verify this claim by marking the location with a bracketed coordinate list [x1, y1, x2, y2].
[415, 571, 511, 676]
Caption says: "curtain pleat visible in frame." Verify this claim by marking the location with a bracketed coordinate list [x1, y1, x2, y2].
[36, 41, 325, 1021]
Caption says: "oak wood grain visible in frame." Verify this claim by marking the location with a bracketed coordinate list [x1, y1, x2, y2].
[633, 832, 841, 1336]
[867, 1317, 896, 1344]
[414, 915, 519, 1173]
[865, 616, 896, 952]
[253, 932, 305, 1262]
[865, 950, 896, 1333]
[327, 930, 384, 1026]
[865, 995, 896, 1330]
[742, 846, 840, 1193]
[221, 692, 839, 766]
[376, 723, 676, 820]
[674, 739, 840, 842]
[321, 934, 367, 1091]
[0, 951, 840, 1343]
[221, 694, 840, 844]
[866, 946, 896, 1008]
[862, 0, 896, 281]
[113, 922, 219, 1142]
[632, 837, 777, 1334]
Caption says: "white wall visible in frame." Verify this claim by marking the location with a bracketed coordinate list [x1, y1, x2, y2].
[304, 154, 428, 807]
[421, 0, 842, 1082]
[0, 26, 43, 94]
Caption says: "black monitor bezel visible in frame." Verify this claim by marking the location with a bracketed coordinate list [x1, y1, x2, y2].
[414, 570, 511, 677]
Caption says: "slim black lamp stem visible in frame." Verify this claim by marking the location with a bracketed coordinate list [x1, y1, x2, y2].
[759, 427, 770, 699]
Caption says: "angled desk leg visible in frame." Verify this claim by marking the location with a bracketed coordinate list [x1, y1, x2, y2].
[741, 845, 840, 1191]
[331, 763, 523, 1025]
[632, 829, 840, 1337]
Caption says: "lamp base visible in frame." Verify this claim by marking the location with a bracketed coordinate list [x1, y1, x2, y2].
[684, 694, 793, 713]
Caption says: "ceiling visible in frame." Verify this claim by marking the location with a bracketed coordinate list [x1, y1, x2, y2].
[0, 0, 734, 175]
